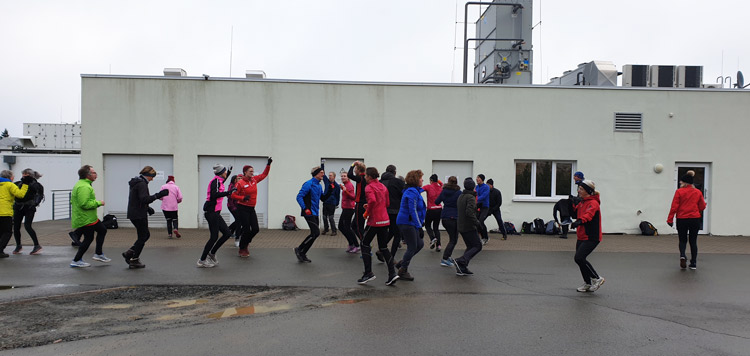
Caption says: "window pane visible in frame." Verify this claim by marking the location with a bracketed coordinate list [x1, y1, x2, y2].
[515, 162, 531, 195]
[556, 163, 572, 196]
[536, 161, 552, 197]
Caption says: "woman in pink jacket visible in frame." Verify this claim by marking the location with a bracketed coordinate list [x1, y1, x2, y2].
[357, 167, 399, 286]
[159, 176, 183, 239]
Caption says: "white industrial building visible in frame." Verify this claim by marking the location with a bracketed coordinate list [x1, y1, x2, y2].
[79, 74, 750, 235]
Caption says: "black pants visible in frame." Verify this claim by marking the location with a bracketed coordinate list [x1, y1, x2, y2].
[338, 208, 359, 247]
[388, 213, 401, 258]
[162, 210, 178, 235]
[477, 207, 489, 240]
[561, 224, 569, 235]
[74, 221, 107, 261]
[228, 209, 242, 237]
[677, 218, 700, 264]
[0, 216, 14, 252]
[361, 226, 394, 275]
[237, 205, 260, 249]
[297, 216, 320, 255]
[322, 203, 337, 233]
[441, 218, 459, 260]
[456, 229, 483, 266]
[425, 209, 442, 245]
[203, 211, 232, 260]
[574, 239, 600, 284]
[13, 205, 39, 246]
[398, 224, 424, 269]
[352, 203, 366, 242]
[490, 209, 507, 236]
[128, 218, 150, 257]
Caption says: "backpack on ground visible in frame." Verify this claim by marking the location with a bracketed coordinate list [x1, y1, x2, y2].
[521, 222, 533, 234]
[503, 221, 519, 235]
[533, 218, 546, 234]
[102, 214, 118, 229]
[545, 220, 560, 235]
[282, 215, 299, 231]
[639, 221, 658, 236]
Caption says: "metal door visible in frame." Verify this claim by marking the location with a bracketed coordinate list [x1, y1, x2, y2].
[674, 163, 710, 234]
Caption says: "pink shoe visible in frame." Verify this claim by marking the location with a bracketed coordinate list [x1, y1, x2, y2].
[352, 246, 361, 253]
[345, 246, 354, 253]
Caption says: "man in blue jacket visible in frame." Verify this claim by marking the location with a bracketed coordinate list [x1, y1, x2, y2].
[321, 171, 340, 236]
[294, 161, 331, 263]
[475, 174, 490, 245]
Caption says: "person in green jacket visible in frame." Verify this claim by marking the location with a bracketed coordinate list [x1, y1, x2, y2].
[70, 165, 108, 268]
[0, 170, 29, 258]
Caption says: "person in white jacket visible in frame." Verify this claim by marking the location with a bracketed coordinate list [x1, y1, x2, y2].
[160, 176, 183, 238]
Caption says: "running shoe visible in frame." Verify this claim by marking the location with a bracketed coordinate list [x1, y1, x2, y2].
[589, 277, 605, 291]
[294, 247, 305, 262]
[208, 253, 218, 265]
[345, 246, 354, 253]
[30, 246, 43, 255]
[127, 258, 146, 269]
[68, 231, 81, 246]
[450, 257, 463, 276]
[397, 268, 413, 281]
[92, 254, 111, 262]
[436, 245, 442, 252]
[429, 238, 437, 249]
[302, 254, 312, 263]
[375, 250, 385, 263]
[358, 272, 376, 284]
[689, 263, 697, 270]
[352, 247, 361, 253]
[234, 239, 240, 248]
[440, 258, 454, 267]
[12, 246, 22, 255]
[70, 260, 91, 268]
[196, 259, 215, 268]
[461, 266, 474, 275]
[680, 257, 687, 269]
[168, 234, 173, 239]
[174, 229, 181, 238]
[481, 238, 489, 246]
[576, 284, 592, 292]
[385, 273, 400, 286]
[0, 252, 8, 258]
[239, 248, 250, 258]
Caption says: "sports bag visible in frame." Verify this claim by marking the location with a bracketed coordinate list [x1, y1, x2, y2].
[503, 221, 519, 235]
[533, 218, 546, 234]
[639, 221, 658, 236]
[282, 215, 299, 231]
[545, 220, 560, 235]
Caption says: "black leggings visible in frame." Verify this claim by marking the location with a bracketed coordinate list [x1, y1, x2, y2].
[0, 216, 14, 251]
[13, 205, 39, 246]
[456, 229, 483, 266]
[574, 240, 600, 284]
[298, 216, 320, 254]
[203, 211, 232, 260]
[477, 207, 489, 240]
[352, 203, 366, 241]
[388, 213, 401, 258]
[74, 221, 107, 261]
[398, 224, 424, 269]
[162, 210, 178, 235]
[677, 218, 700, 264]
[361, 226, 394, 275]
[338, 208, 359, 247]
[490, 210, 507, 235]
[128, 218, 150, 257]
[228, 209, 242, 237]
[425, 209, 442, 245]
[441, 218, 459, 260]
[237, 205, 260, 249]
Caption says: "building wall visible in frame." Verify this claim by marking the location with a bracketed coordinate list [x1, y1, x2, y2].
[80, 76, 750, 235]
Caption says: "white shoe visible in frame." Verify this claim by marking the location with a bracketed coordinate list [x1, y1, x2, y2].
[92, 254, 111, 263]
[234, 239, 240, 248]
[576, 283, 592, 292]
[589, 277, 605, 291]
[70, 260, 91, 268]
[207, 253, 218, 265]
[196, 259, 215, 268]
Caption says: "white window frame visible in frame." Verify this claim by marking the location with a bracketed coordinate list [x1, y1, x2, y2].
[513, 160, 577, 202]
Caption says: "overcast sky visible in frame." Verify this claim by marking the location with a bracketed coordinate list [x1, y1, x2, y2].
[1, 0, 748, 135]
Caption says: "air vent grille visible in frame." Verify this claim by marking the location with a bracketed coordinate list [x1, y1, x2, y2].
[614, 113, 643, 132]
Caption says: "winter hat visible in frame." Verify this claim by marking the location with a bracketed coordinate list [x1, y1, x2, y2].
[167, 175, 175, 183]
[430, 174, 438, 182]
[463, 177, 476, 191]
[486, 178, 494, 186]
[213, 164, 226, 176]
[477, 174, 485, 182]
[574, 171, 585, 180]
[577, 179, 596, 194]
[680, 170, 695, 185]
[311, 166, 323, 176]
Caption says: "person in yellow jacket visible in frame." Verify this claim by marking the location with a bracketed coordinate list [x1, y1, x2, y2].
[0, 170, 29, 257]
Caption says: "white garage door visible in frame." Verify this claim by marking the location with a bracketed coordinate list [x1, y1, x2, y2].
[432, 160, 474, 184]
[198, 156, 269, 228]
[103, 154, 173, 228]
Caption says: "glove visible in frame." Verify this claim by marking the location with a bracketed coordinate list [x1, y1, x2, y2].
[304, 209, 312, 216]
[570, 220, 582, 228]
[158, 189, 169, 198]
[267, 157, 273, 165]
[243, 195, 250, 201]
[21, 175, 34, 185]
[667, 221, 673, 227]
[147, 207, 155, 216]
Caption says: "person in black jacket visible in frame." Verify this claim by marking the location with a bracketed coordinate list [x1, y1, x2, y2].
[12, 169, 44, 255]
[487, 179, 507, 240]
[436, 176, 461, 267]
[122, 166, 169, 269]
[450, 177, 483, 276]
[347, 161, 368, 243]
[379, 164, 404, 261]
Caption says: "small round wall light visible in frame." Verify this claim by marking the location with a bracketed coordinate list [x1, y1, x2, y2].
[654, 164, 664, 174]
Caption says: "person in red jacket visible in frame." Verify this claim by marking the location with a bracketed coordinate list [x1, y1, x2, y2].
[422, 174, 443, 251]
[231, 158, 272, 258]
[338, 173, 360, 253]
[570, 180, 605, 293]
[667, 170, 706, 270]
[357, 167, 399, 286]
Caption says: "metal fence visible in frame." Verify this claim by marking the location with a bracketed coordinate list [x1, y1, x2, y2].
[51, 189, 72, 220]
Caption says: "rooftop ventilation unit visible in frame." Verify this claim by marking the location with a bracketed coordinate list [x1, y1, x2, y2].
[676, 66, 703, 88]
[649, 65, 676, 87]
[622, 65, 649, 87]
[163, 68, 187, 77]
[245, 70, 266, 79]
[546, 61, 617, 86]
